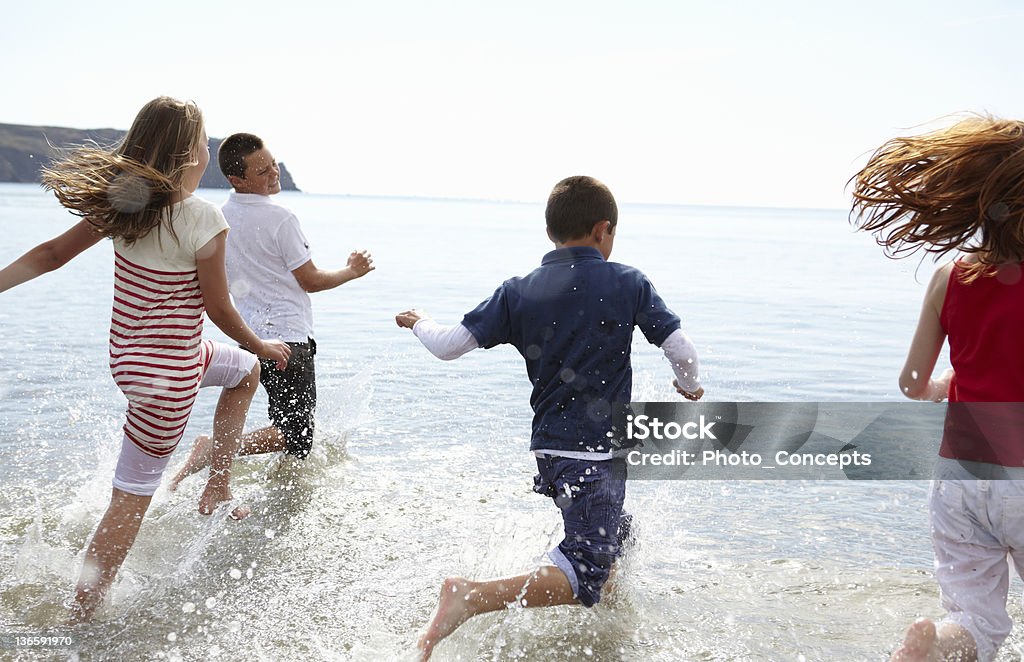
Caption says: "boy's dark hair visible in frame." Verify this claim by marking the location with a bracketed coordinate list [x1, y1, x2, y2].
[218, 133, 264, 180]
[545, 176, 618, 242]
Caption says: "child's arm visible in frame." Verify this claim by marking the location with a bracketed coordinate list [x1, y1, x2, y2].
[899, 263, 953, 401]
[661, 329, 704, 400]
[395, 309, 479, 360]
[292, 251, 374, 293]
[0, 220, 102, 293]
[196, 231, 291, 368]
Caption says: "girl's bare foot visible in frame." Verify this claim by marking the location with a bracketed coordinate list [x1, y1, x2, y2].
[891, 619, 936, 662]
[198, 480, 250, 519]
[169, 435, 213, 491]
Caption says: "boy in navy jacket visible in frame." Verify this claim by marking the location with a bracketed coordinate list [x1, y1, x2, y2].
[396, 175, 703, 660]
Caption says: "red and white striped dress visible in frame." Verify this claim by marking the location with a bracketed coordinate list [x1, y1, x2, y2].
[109, 196, 228, 458]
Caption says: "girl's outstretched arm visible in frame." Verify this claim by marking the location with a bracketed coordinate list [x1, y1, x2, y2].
[899, 263, 954, 401]
[0, 220, 102, 293]
[195, 231, 291, 368]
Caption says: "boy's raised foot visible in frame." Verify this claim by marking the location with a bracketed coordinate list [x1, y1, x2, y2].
[169, 434, 213, 491]
[417, 576, 476, 661]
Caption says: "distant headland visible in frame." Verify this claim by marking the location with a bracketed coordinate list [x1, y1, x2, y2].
[0, 123, 300, 191]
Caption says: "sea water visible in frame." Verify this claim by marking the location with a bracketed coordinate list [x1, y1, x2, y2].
[0, 182, 1020, 660]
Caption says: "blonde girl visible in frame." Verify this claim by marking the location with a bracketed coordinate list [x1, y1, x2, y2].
[0, 97, 290, 621]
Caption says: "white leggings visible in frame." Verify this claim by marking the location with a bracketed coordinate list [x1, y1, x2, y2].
[112, 342, 258, 496]
[931, 458, 1024, 662]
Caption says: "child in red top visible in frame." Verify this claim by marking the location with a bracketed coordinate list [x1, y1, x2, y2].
[852, 115, 1024, 662]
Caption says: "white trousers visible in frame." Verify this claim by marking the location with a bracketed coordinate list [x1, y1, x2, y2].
[931, 457, 1024, 662]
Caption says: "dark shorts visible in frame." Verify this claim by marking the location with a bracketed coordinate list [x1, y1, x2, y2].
[533, 455, 631, 607]
[259, 338, 317, 458]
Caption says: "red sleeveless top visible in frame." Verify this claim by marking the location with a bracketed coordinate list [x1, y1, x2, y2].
[939, 261, 1024, 465]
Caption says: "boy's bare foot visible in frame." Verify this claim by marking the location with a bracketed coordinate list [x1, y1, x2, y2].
[170, 435, 213, 491]
[417, 577, 476, 661]
[891, 618, 937, 662]
[198, 481, 250, 520]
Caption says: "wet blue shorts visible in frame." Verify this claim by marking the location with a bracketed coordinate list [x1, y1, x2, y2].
[533, 455, 632, 607]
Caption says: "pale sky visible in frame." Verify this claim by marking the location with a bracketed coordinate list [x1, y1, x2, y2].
[3, 0, 1023, 208]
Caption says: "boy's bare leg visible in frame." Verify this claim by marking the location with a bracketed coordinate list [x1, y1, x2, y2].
[169, 434, 214, 491]
[417, 565, 577, 661]
[69, 488, 152, 623]
[891, 618, 977, 662]
[198, 363, 260, 518]
[170, 425, 289, 491]
[235, 425, 289, 456]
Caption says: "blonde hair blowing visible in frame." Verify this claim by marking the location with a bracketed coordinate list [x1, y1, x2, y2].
[850, 115, 1024, 282]
[41, 96, 205, 246]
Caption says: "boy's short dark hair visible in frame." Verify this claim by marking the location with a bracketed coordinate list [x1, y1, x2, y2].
[218, 133, 264, 179]
[545, 176, 618, 242]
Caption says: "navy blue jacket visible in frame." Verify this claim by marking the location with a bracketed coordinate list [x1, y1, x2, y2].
[462, 246, 680, 453]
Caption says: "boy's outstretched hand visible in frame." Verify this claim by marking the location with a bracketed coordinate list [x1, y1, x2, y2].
[395, 309, 427, 329]
[347, 250, 375, 278]
[673, 379, 704, 401]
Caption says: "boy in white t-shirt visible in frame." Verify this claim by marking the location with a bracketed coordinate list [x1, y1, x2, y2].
[171, 133, 373, 485]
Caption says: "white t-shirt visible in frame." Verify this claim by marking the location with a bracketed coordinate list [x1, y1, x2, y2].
[222, 192, 314, 342]
[114, 195, 228, 271]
